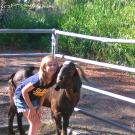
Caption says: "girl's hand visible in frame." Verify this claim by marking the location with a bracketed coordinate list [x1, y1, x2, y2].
[28, 107, 38, 121]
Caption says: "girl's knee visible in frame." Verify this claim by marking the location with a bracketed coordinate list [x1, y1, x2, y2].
[36, 119, 41, 129]
[29, 119, 41, 129]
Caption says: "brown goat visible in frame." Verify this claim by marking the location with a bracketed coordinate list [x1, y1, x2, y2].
[43, 61, 84, 135]
[8, 61, 87, 135]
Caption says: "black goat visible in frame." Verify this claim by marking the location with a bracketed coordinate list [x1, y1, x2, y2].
[8, 66, 35, 135]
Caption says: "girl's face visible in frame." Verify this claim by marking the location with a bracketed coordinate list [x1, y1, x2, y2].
[45, 60, 58, 78]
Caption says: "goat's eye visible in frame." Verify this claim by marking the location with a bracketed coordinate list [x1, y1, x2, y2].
[70, 65, 75, 69]
[58, 75, 64, 81]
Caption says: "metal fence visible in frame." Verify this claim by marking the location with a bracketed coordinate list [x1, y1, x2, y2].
[0, 29, 135, 133]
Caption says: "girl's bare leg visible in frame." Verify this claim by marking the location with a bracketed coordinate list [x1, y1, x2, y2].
[23, 111, 41, 135]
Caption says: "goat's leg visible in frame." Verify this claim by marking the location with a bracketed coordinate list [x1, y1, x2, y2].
[52, 112, 62, 135]
[61, 115, 70, 135]
[8, 104, 16, 135]
[17, 112, 25, 135]
[55, 117, 62, 135]
[51, 111, 55, 122]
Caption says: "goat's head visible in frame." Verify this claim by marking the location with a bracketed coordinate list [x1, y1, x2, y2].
[55, 61, 82, 92]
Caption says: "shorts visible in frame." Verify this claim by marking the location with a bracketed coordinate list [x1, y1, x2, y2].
[14, 96, 39, 113]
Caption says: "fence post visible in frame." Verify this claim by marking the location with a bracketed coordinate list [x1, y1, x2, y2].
[51, 29, 57, 56]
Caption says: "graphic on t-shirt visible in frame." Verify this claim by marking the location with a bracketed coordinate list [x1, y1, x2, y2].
[33, 88, 48, 96]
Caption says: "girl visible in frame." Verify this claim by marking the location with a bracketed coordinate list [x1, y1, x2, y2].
[14, 55, 59, 135]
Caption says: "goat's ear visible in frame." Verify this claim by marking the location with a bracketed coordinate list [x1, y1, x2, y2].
[59, 64, 63, 69]
[73, 70, 82, 93]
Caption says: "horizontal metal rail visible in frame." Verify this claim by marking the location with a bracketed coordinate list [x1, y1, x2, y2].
[1, 53, 135, 73]
[74, 107, 135, 134]
[55, 30, 135, 44]
[82, 85, 135, 104]
[1, 29, 135, 44]
[55, 54, 135, 73]
[0, 29, 54, 33]
[0, 53, 49, 57]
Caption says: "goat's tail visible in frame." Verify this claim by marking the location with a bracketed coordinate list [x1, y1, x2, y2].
[8, 73, 16, 103]
[8, 73, 16, 90]
[75, 64, 89, 83]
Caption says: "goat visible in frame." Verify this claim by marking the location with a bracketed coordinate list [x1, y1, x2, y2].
[43, 61, 88, 135]
[8, 65, 59, 135]
[8, 66, 35, 135]
[8, 61, 88, 135]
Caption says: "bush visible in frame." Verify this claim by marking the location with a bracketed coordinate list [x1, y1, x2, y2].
[0, 3, 60, 52]
[58, 0, 135, 67]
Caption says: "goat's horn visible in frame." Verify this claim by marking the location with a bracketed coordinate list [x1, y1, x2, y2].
[75, 63, 90, 83]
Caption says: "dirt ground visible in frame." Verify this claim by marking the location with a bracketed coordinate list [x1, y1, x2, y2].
[0, 56, 135, 135]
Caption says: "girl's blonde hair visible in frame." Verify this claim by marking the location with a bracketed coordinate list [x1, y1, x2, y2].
[38, 55, 58, 81]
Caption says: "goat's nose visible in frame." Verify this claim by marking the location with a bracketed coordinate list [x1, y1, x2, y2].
[55, 84, 60, 91]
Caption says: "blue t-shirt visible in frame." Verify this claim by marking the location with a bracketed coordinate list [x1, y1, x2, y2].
[15, 73, 53, 100]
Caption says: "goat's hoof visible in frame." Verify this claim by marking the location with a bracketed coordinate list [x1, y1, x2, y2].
[8, 132, 15, 135]
[20, 132, 26, 135]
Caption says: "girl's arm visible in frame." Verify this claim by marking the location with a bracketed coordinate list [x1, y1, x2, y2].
[21, 82, 35, 109]
[21, 82, 38, 121]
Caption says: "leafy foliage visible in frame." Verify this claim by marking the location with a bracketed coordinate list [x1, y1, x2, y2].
[0, 3, 60, 51]
[0, 0, 135, 67]
[58, 0, 135, 67]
